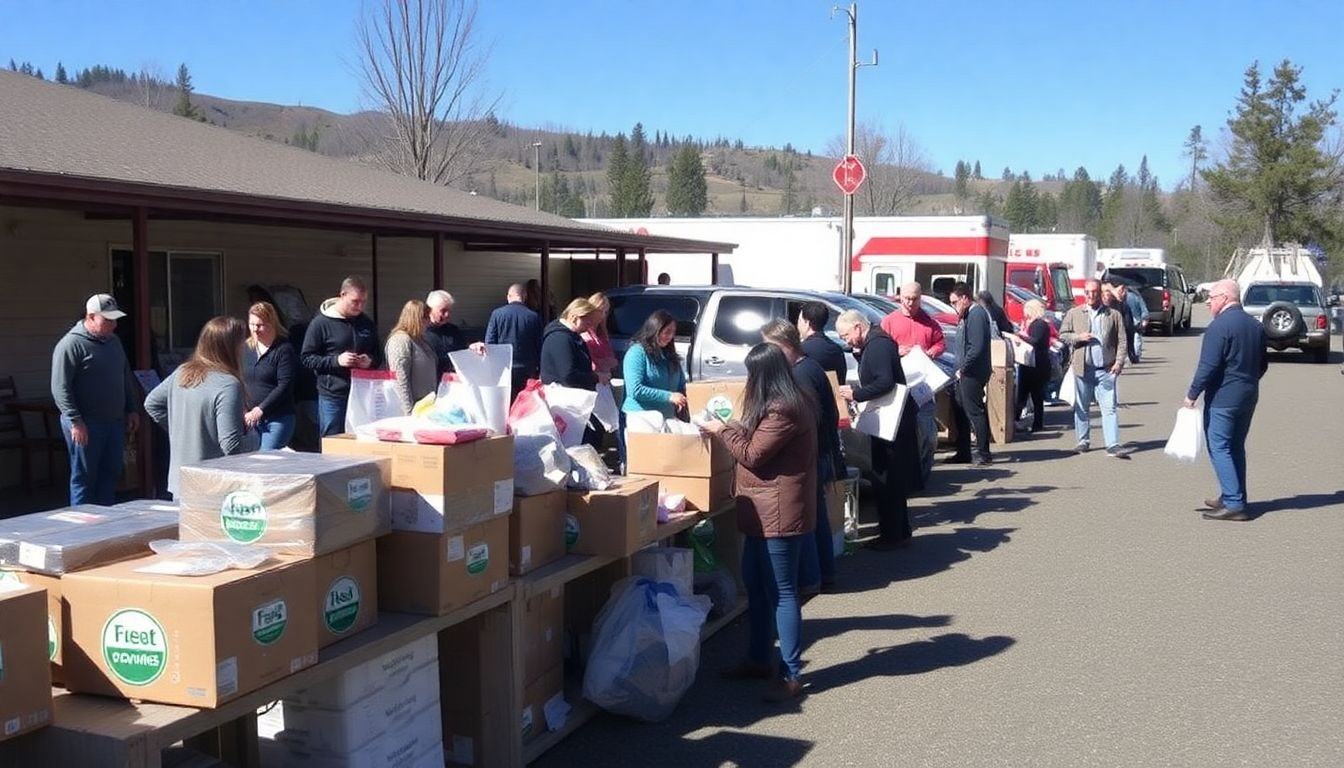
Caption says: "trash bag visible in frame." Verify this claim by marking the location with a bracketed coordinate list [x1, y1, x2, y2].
[693, 567, 737, 620]
[1163, 407, 1203, 462]
[582, 577, 712, 722]
[592, 384, 621, 433]
[544, 383, 599, 448]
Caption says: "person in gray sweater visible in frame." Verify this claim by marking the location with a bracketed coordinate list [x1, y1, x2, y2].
[385, 299, 439, 413]
[145, 316, 259, 497]
[51, 293, 141, 505]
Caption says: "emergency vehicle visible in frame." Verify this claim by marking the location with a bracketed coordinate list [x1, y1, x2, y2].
[1007, 233, 1100, 304]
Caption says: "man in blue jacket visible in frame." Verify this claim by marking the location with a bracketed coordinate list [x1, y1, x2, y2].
[1183, 279, 1267, 521]
[481, 283, 542, 399]
[949, 282, 993, 465]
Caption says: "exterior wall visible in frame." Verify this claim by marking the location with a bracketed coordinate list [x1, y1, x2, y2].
[0, 205, 566, 492]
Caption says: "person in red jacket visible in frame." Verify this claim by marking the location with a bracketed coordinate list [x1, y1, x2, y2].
[880, 281, 946, 358]
[701, 343, 817, 703]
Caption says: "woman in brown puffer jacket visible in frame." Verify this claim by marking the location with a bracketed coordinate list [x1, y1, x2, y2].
[700, 343, 817, 702]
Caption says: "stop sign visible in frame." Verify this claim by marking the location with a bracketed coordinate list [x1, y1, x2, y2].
[833, 154, 866, 195]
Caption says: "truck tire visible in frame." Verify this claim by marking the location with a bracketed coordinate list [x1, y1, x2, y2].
[1261, 301, 1304, 341]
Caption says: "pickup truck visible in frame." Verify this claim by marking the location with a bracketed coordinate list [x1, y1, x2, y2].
[1105, 263, 1195, 335]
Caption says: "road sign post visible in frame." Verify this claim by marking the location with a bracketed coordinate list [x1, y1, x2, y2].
[833, 154, 867, 196]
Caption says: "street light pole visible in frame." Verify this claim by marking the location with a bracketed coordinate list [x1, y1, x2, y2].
[833, 3, 877, 294]
[531, 141, 543, 211]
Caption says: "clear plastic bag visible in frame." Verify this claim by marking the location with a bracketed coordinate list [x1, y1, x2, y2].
[566, 444, 613, 491]
[135, 539, 273, 576]
[582, 577, 712, 722]
[508, 382, 571, 495]
[1163, 407, 1203, 462]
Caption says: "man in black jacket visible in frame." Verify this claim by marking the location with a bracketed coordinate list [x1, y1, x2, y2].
[797, 301, 849, 385]
[835, 310, 920, 550]
[425, 289, 466, 375]
[301, 276, 382, 437]
[950, 282, 993, 465]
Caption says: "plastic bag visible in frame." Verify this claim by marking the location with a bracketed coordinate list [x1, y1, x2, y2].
[355, 416, 489, 445]
[1059, 370, 1077, 407]
[693, 568, 737, 619]
[345, 370, 405, 433]
[1163, 407, 1203, 462]
[508, 381, 572, 494]
[566, 444, 613, 491]
[543, 384, 598, 448]
[135, 539, 272, 576]
[447, 345, 513, 434]
[592, 384, 620, 433]
[1010, 337, 1035, 367]
[582, 577, 712, 722]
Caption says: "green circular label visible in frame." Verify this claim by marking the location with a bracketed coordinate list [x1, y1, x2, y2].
[252, 599, 288, 645]
[466, 543, 489, 575]
[347, 478, 372, 512]
[102, 609, 167, 686]
[324, 576, 360, 634]
[48, 616, 57, 661]
[706, 394, 734, 420]
[564, 514, 579, 549]
[221, 491, 267, 543]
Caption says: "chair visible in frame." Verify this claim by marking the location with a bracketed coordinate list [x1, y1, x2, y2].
[0, 375, 33, 491]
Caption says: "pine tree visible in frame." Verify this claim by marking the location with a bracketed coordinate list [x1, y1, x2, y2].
[55, 62, 67, 83]
[1202, 59, 1338, 245]
[666, 145, 708, 216]
[1003, 180, 1040, 232]
[973, 160, 982, 180]
[1058, 167, 1103, 235]
[606, 134, 631, 215]
[953, 160, 970, 203]
[1002, 166, 1013, 181]
[739, 187, 748, 213]
[172, 63, 202, 120]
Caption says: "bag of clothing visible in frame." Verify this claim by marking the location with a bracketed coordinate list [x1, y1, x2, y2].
[1059, 370, 1077, 407]
[543, 383, 598, 449]
[1163, 407, 1203, 462]
[345, 370, 405, 433]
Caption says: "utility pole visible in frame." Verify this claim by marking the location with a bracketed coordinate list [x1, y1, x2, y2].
[833, 3, 877, 294]
[531, 141, 543, 211]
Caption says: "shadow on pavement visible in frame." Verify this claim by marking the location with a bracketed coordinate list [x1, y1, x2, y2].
[839, 526, 1017, 592]
[804, 632, 1016, 692]
[1123, 438, 1168, 455]
[1252, 490, 1344, 516]
[802, 613, 953, 653]
[533, 718, 814, 768]
[1006, 448, 1077, 462]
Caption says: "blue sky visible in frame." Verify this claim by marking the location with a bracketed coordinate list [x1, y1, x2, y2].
[5, 0, 1343, 190]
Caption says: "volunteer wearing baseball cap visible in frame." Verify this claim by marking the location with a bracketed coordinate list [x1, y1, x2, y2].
[50, 293, 140, 505]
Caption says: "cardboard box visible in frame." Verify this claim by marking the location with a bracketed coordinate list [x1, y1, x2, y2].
[0, 504, 178, 575]
[439, 611, 512, 768]
[988, 366, 1016, 444]
[287, 634, 436, 711]
[686, 379, 746, 420]
[989, 337, 1014, 369]
[825, 371, 853, 428]
[0, 570, 62, 682]
[376, 518, 510, 616]
[522, 587, 564, 685]
[280, 658, 439, 755]
[565, 476, 660, 557]
[312, 540, 378, 649]
[278, 698, 443, 768]
[520, 664, 565, 743]
[178, 452, 391, 556]
[653, 471, 734, 512]
[323, 434, 514, 534]
[0, 583, 52, 742]
[509, 490, 567, 576]
[625, 433, 733, 478]
[62, 557, 319, 707]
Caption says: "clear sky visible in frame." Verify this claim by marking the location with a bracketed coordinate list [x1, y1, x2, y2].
[5, 0, 1343, 190]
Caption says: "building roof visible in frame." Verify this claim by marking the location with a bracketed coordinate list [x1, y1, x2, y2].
[0, 71, 733, 254]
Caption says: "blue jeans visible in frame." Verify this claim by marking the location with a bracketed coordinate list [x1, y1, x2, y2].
[915, 401, 937, 481]
[1072, 369, 1119, 448]
[1205, 402, 1256, 512]
[60, 416, 124, 506]
[317, 395, 347, 438]
[799, 466, 836, 589]
[742, 534, 804, 680]
[257, 415, 296, 450]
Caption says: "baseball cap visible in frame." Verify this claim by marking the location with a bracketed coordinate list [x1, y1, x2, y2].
[86, 293, 127, 320]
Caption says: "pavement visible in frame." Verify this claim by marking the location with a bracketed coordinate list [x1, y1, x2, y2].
[534, 306, 1344, 767]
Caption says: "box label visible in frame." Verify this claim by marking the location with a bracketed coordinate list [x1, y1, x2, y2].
[46, 510, 105, 524]
[564, 514, 579, 549]
[706, 394, 735, 420]
[252, 598, 288, 646]
[216, 656, 238, 697]
[220, 490, 267, 543]
[324, 575, 361, 634]
[347, 477, 373, 511]
[494, 479, 515, 514]
[446, 535, 465, 562]
[466, 542, 489, 575]
[102, 608, 167, 686]
[48, 615, 57, 661]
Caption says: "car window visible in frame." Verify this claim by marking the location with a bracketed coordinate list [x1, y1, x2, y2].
[1049, 266, 1073, 307]
[712, 296, 774, 346]
[1243, 284, 1322, 307]
[1108, 267, 1164, 288]
[1007, 267, 1039, 294]
[608, 295, 699, 338]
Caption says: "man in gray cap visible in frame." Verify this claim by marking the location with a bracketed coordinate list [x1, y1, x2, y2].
[51, 293, 140, 505]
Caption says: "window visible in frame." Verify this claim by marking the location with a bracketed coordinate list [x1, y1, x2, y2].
[873, 270, 901, 298]
[607, 295, 700, 338]
[1050, 266, 1074, 309]
[1007, 267, 1039, 293]
[712, 296, 774, 346]
[110, 248, 223, 373]
[1244, 284, 1321, 307]
[1108, 267, 1163, 288]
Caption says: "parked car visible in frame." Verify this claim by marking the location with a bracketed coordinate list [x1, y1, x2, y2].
[850, 292, 959, 337]
[1003, 284, 1062, 328]
[1105, 263, 1195, 335]
[1240, 280, 1335, 363]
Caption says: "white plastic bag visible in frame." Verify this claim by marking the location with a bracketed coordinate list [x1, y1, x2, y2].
[582, 577, 712, 722]
[543, 384, 598, 448]
[1163, 407, 1203, 462]
[592, 384, 620, 433]
[853, 383, 908, 441]
[1059, 371, 1077, 407]
[135, 540, 272, 576]
[345, 370, 405, 433]
[448, 345, 513, 435]
[566, 444, 613, 491]
[508, 382, 570, 495]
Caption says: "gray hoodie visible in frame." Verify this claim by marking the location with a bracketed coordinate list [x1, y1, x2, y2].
[144, 369, 259, 496]
[50, 321, 137, 424]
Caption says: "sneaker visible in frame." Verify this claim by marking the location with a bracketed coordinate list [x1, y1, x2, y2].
[763, 677, 805, 703]
[1074, 442, 1090, 454]
[1202, 497, 1225, 510]
[1106, 446, 1130, 459]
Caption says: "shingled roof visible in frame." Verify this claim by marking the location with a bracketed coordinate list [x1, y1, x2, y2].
[0, 71, 733, 253]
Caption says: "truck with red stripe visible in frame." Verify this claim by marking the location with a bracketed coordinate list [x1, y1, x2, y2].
[1006, 233, 1100, 306]
[588, 215, 1008, 303]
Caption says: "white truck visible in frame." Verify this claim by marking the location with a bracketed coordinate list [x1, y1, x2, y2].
[1009, 233, 1100, 303]
[586, 215, 1008, 302]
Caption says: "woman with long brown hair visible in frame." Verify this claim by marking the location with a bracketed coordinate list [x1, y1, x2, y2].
[144, 316, 258, 498]
[243, 301, 297, 449]
[385, 299, 438, 413]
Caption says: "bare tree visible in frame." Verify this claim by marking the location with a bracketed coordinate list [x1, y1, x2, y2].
[356, 0, 498, 186]
[828, 121, 934, 215]
[135, 62, 170, 112]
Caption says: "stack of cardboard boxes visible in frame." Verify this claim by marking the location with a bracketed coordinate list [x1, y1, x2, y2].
[0, 581, 51, 744]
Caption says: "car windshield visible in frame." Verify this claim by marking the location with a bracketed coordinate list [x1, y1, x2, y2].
[1243, 284, 1322, 307]
[1108, 267, 1164, 288]
[1006, 285, 1044, 303]
[1049, 266, 1073, 308]
[921, 294, 956, 315]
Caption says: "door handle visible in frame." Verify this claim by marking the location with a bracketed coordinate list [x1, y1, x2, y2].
[706, 356, 724, 366]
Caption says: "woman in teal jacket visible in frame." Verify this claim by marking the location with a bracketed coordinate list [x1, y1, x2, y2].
[622, 310, 687, 418]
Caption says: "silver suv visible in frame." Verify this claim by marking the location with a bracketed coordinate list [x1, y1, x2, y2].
[1240, 281, 1334, 363]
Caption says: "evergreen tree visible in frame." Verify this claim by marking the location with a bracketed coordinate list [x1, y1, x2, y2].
[739, 187, 748, 213]
[778, 167, 797, 215]
[7, 59, 15, 71]
[953, 160, 970, 203]
[172, 63, 202, 120]
[1003, 179, 1040, 232]
[1002, 166, 1013, 181]
[606, 134, 631, 215]
[1058, 167, 1103, 235]
[55, 62, 67, 83]
[1202, 59, 1339, 245]
[666, 145, 708, 216]
[973, 160, 982, 180]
